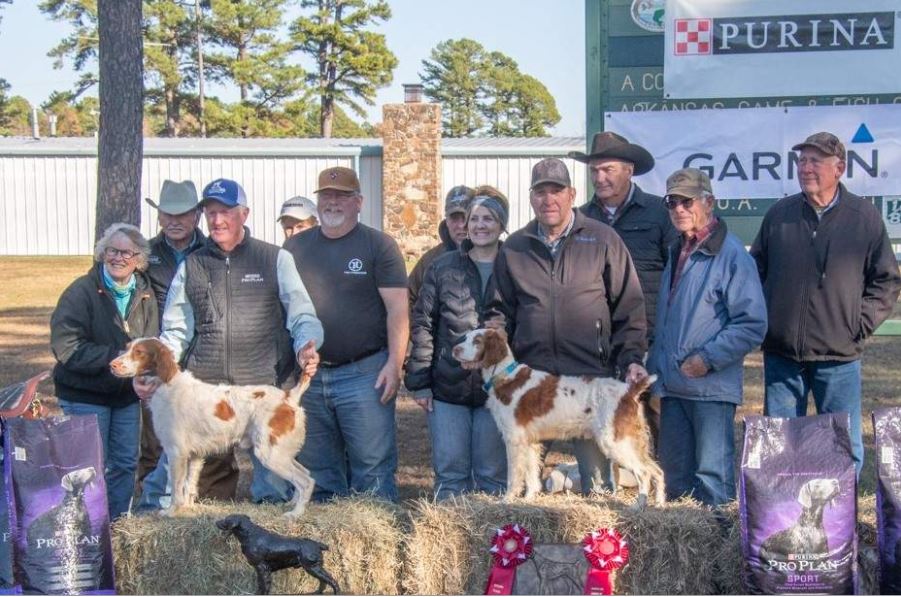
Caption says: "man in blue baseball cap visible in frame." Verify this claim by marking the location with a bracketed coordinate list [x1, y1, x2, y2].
[134, 177, 325, 513]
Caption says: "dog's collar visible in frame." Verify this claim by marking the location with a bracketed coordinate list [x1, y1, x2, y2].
[483, 361, 520, 393]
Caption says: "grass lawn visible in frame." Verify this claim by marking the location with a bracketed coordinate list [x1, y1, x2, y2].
[1, 256, 899, 499]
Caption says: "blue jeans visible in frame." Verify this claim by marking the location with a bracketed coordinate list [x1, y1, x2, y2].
[658, 397, 736, 507]
[297, 350, 398, 502]
[571, 440, 615, 495]
[763, 353, 863, 474]
[428, 400, 506, 500]
[57, 399, 140, 520]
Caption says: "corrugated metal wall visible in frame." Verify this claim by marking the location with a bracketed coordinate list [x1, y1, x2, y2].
[441, 155, 588, 232]
[0, 140, 583, 255]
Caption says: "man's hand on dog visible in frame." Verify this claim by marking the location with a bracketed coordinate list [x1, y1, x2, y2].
[625, 363, 649, 385]
[680, 354, 709, 378]
[133, 375, 160, 401]
[297, 340, 320, 378]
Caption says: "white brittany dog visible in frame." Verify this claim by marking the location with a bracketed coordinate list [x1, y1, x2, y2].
[110, 337, 314, 517]
[453, 327, 665, 507]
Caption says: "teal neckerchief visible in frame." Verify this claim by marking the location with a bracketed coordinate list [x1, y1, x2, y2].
[101, 265, 136, 319]
[482, 361, 521, 393]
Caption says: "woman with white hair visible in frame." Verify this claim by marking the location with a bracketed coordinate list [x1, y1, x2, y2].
[50, 223, 159, 519]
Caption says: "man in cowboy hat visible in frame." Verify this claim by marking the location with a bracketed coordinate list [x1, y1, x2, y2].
[570, 132, 677, 448]
[139, 179, 238, 506]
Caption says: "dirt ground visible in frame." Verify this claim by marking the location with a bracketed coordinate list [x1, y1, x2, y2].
[2, 256, 899, 500]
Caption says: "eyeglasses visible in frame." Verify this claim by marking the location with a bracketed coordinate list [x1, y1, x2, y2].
[664, 195, 697, 210]
[104, 247, 138, 260]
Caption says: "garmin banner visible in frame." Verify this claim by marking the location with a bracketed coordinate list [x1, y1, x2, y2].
[663, 0, 901, 99]
[604, 103, 901, 199]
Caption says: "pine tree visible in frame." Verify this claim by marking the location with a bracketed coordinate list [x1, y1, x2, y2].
[420, 38, 486, 138]
[95, 0, 143, 239]
[290, 0, 397, 138]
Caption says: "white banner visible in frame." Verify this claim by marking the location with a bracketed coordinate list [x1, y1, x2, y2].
[664, 0, 901, 99]
[604, 104, 901, 199]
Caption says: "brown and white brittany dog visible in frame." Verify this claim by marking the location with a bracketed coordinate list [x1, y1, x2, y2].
[110, 338, 314, 517]
[453, 328, 665, 508]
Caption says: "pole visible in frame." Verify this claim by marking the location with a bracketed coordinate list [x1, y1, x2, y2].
[195, 0, 206, 137]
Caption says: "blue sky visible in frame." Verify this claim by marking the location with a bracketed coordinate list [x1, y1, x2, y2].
[0, 0, 587, 136]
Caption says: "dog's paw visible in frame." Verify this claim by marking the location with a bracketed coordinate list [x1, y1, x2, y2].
[161, 506, 182, 518]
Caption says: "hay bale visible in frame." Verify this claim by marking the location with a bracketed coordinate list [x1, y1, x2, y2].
[112, 497, 406, 595]
[404, 493, 731, 595]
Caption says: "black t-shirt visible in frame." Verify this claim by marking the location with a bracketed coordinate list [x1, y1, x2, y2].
[285, 224, 407, 364]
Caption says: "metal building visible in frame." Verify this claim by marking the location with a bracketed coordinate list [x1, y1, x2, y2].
[0, 136, 586, 255]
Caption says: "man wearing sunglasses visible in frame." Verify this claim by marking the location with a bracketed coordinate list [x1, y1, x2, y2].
[751, 132, 901, 475]
[647, 168, 766, 506]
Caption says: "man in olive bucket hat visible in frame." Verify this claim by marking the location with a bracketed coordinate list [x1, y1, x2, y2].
[570, 132, 677, 452]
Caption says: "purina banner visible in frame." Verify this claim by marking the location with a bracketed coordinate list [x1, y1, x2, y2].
[604, 104, 901, 199]
[663, 0, 901, 99]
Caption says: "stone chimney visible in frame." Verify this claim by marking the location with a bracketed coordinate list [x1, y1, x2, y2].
[381, 87, 441, 263]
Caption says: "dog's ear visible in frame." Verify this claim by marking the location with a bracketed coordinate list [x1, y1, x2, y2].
[148, 339, 179, 383]
[798, 481, 812, 508]
[480, 329, 509, 367]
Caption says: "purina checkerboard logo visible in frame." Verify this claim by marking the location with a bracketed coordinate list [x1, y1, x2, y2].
[674, 19, 712, 55]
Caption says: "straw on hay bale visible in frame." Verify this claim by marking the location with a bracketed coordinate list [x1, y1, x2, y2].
[112, 497, 405, 595]
[404, 493, 734, 595]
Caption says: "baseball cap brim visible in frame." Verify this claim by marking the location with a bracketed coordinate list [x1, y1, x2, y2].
[791, 141, 839, 156]
[529, 178, 569, 190]
[314, 183, 358, 194]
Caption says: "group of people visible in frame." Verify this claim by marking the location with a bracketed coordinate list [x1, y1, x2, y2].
[50, 129, 900, 520]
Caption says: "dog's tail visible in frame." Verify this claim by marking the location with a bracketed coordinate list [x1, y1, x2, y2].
[624, 374, 657, 403]
[288, 372, 313, 404]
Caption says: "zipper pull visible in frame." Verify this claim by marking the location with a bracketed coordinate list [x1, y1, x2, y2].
[124, 321, 130, 334]
[225, 256, 230, 273]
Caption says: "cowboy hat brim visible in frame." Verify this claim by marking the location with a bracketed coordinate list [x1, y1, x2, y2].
[568, 144, 655, 175]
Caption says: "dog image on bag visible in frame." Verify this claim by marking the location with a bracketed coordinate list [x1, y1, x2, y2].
[25, 467, 96, 552]
[758, 478, 841, 562]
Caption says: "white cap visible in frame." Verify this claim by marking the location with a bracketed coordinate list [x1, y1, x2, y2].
[278, 196, 317, 221]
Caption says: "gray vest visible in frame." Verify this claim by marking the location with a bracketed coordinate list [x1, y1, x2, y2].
[183, 231, 293, 386]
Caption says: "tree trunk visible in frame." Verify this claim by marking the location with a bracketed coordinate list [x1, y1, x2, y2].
[165, 86, 179, 137]
[96, 0, 143, 241]
[321, 94, 333, 138]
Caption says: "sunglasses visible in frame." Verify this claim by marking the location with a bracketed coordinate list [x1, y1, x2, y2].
[664, 195, 697, 210]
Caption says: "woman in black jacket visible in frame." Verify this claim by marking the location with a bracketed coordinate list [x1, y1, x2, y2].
[50, 223, 159, 519]
[405, 186, 509, 500]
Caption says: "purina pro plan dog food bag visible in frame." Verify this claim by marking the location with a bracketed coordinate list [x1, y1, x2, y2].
[3, 416, 115, 594]
[740, 414, 857, 594]
[874, 407, 901, 594]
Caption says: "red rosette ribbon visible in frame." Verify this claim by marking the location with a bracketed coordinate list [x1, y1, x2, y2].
[582, 528, 630, 595]
[484, 524, 533, 595]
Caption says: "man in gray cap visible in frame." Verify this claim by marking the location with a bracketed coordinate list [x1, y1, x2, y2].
[278, 196, 319, 240]
[648, 168, 766, 506]
[408, 185, 475, 309]
[486, 157, 648, 495]
[751, 131, 901, 475]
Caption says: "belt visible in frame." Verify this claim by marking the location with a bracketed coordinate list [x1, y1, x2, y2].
[319, 347, 385, 369]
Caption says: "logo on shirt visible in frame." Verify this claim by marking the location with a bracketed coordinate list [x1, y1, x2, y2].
[345, 258, 367, 275]
[241, 273, 264, 284]
[148, 255, 161, 265]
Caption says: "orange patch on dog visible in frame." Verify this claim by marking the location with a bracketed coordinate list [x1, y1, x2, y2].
[268, 404, 296, 445]
[252, 390, 266, 400]
[493, 367, 532, 405]
[214, 400, 235, 421]
[514, 375, 559, 425]
[613, 377, 654, 445]
[480, 329, 510, 368]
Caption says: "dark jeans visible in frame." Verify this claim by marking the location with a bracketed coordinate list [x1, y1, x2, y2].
[659, 397, 736, 507]
[763, 353, 863, 474]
